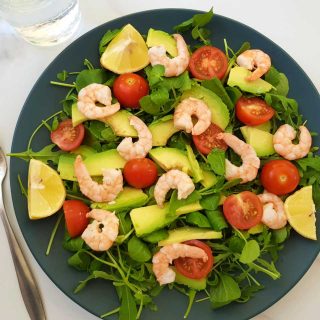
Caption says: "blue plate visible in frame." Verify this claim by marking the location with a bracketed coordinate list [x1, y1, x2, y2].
[10, 8, 320, 320]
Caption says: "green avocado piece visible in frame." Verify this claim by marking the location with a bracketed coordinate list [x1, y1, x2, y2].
[181, 85, 230, 130]
[70, 145, 97, 158]
[200, 170, 217, 188]
[146, 28, 178, 57]
[186, 145, 204, 183]
[149, 147, 192, 175]
[148, 116, 180, 146]
[227, 66, 273, 94]
[158, 227, 222, 246]
[91, 187, 148, 210]
[240, 126, 275, 157]
[130, 202, 202, 237]
[72, 102, 87, 126]
[252, 121, 272, 132]
[57, 149, 126, 181]
[173, 267, 207, 290]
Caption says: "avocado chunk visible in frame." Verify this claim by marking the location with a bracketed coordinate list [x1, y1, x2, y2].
[130, 202, 202, 237]
[240, 126, 275, 156]
[186, 145, 204, 183]
[181, 85, 230, 130]
[72, 104, 138, 137]
[227, 66, 273, 94]
[91, 187, 148, 210]
[252, 120, 271, 132]
[201, 170, 217, 188]
[70, 145, 97, 158]
[149, 147, 192, 175]
[146, 28, 178, 57]
[173, 267, 207, 290]
[158, 227, 222, 246]
[58, 149, 126, 181]
[148, 116, 180, 146]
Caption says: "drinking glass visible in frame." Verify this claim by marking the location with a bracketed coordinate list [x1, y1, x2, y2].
[0, 0, 81, 46]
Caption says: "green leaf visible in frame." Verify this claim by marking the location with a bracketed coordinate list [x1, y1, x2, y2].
[143, 229, 169, 243]
[8, 144, 64, 165]
[51, 116, 59, 131]
[57, 70, 69, 82]
[75, 69, 109, 92]
[265, 66, 289, 96]
[168, 190, 202, 216]
[225, 86, 242, 105]
[207, 148, 225, 176]
[145, 65, 165, 87]
[205, 210, 228, 231]
[228, 236, 245, 253]
[128, 236, 152, 262]
[63, 234, 85, 252]
[119, 286, 138, 320]
[312, 181, 320, 210]
[99, 29, 121, 55]
[101, 127, 117, 142]
[272, 227, 288, 244]
[68, 250, 91, 271]
[297, 156, 320, 171]
[174, 18, 193, 32]
[239, 240, 260, 264]
[200, 193, 220, 210]
[186, 211, 211, 228]
[118, 211, 132, 235]
[150, 86, 169, 106]
[139, 95, 161, 115]
[210, 273, 241, 309]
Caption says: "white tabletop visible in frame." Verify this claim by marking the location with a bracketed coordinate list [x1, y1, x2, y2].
[0, 0, 319, 319]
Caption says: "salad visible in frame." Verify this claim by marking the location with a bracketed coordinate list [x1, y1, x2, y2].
[10, 8, 319, 320]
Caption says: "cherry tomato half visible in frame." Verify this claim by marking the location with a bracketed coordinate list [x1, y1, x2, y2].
[113, 73, 149, 108]
[123, 158, 158, 188]
[50, 119, 85, 151]
[235, 96, 275, 126]
[63, 200, 90, 238]
[189, 46, 228, 80]
[260, 159, 300, 195]
[223, 191, 263, 230]
[192, 123, 227, 155]
[174, 240, 214, 279]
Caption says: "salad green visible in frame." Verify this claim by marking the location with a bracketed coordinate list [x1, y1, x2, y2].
[9, 7, 320, 320]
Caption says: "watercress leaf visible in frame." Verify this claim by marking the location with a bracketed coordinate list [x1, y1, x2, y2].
[162, 71, 192, 92]
[150, 86, 169, 106]
[202, 78, 234, 110]
[168, 132, 191, 150]
[75, 69, 109, 92]
[228, 236, 245, 253]
[207, 148, 225, 176]
[63, 233, 85, 252]
[272, 227, 288, 244]
[192, 8, 214, 27]
[205, 210, 228, 231]
[57, 70, 68, 82]
[68, 250, 91, 271]
[143, 229, 169, 243]
[119, 286, 138, 320]
[128, 236, 152, 262]
[118, 211, 132, 235]
[225, 86, 242, 105]
[210, 273, 241, 309]
[239, 240, 260, 264]
[99, 28, 121, 55]
[145, 65, 165, 87]
[200, 193, 221, 210]
[101, 127, 117, 142]
[139, 95, 161, 115]
[168, 190, 202, 216]
[186, 211, 211, 228]
[265, 66, 289, 97]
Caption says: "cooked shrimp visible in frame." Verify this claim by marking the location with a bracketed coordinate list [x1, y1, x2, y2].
[258, 191, 287, 229]
[81, 209, 119, 251]
[77, 83, 120, 119]
[152, 243, 208, 285]
[148, 34, 190, 77]
[74, 155, 123, 202]
[273, 124, 312, 160]
[154, 169, 195, 207]
[236, 49, 271, 81]
[218, 133, 260, 183]
[173, 97, 211, 135]
[117, 115, 152, 161]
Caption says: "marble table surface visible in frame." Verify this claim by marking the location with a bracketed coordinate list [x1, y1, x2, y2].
[0, 0, 319, 319]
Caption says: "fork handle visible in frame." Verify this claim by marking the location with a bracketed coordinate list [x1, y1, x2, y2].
[0, 191, 46, 320]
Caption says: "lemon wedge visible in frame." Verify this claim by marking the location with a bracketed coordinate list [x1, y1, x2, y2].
[284, 186, 317, 240]
[28, 159, 66, 220]
[100, 24, 150, 74]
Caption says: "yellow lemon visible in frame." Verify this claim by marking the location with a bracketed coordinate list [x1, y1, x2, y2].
[100, 24, 150, 74]
[284, 186, 317, 240]
[28, 159, 66, 220]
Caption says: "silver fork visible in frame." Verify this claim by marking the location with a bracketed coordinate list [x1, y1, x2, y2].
[0, 147, 46, 320]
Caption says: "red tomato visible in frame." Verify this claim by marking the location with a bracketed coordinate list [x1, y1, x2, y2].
[113, 73, 149, 108]
[123, 158, 158, 188]
[174, 240, 214, 279]
[235, 96, 275, 126]
[223, 191, 263, 230]
[189, 46, 228, 80]
[260, 160, 300, 195]
[192, 123, 227, 155]
[63, 200, 90, 238]
[50, 119, 85, 151]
